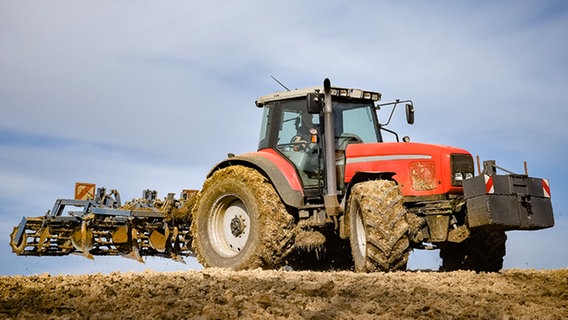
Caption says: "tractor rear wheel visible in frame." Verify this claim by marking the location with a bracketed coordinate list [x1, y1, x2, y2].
[192, 165, 293, 270]
[439, 229, 507, 272]
[348, 180, 410, 272]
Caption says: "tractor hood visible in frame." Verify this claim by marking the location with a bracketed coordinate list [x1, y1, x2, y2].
[344, 142, 474, 197]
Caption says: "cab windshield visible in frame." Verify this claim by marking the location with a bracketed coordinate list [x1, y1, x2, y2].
[333, 101, 382, 145]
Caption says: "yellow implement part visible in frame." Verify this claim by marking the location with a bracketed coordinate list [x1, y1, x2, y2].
[112, 225, 129, 243]
[9, 227, 27, 255]
[70, 222, 94, 260]
[149, 228, 170, 253]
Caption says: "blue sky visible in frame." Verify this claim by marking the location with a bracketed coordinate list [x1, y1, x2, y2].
[1, 0, 567, 275]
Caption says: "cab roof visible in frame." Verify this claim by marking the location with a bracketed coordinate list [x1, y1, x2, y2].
[255, 85, 382, 107]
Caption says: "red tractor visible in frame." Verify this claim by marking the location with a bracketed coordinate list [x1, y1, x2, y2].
[11, 78, 554, 272]
[191, 78, 554, 272]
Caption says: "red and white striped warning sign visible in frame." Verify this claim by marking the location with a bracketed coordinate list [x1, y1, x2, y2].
[542, 179, 551, 198]
[484, 174, 494, 194]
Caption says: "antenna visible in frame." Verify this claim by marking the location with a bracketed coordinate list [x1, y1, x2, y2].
[270, 75, 291, 91]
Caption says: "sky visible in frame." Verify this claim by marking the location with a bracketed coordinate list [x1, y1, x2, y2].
[1, 0, 567, 275]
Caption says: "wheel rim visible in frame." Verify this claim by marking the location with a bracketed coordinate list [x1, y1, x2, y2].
[208, 196, 251, 258]
[354, 207, 367, 259]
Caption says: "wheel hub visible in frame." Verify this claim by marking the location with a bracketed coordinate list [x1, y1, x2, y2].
[230, 216, 246, 237]
[208, 198, 251, 257]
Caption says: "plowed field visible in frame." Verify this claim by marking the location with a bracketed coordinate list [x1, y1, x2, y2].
[1, 268, 566, 319]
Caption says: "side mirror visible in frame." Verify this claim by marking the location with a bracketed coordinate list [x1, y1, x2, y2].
[306, 93, 323, 114]
[405, 103, 415, 125]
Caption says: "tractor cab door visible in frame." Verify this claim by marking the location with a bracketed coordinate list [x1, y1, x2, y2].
[258, 98, 323, 189]
[332, 102, 383, 189]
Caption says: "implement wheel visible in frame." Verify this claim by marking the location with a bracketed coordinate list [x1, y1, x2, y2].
[193, 165, 292, 270]
[348, 180, 410, 272]
[10, 227, 27, 254]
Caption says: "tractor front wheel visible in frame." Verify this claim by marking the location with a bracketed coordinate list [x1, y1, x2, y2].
[348, 180, 410, 272]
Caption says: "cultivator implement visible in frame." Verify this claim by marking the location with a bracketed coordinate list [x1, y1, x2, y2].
[10, 184, 198, 263]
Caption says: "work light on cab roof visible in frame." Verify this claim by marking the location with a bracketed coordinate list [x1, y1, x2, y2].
[255, 85, 381, 107]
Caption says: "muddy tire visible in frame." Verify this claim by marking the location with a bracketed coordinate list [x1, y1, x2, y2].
[348, 180, 410, 272]
[192, 165, 293, 270]
[440, 229, 507, 272]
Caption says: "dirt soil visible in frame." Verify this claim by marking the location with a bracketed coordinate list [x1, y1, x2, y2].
[0, 268, 566, 319]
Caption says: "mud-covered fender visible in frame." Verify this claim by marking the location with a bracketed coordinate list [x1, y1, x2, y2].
[207, 149, 305, 208]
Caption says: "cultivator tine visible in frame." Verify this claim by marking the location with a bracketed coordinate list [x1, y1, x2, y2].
[36, 227, 51, 254]
[171, 254, 186, 264]
[149, 228, 169, 253]
[112, 225, 129, 244]
[124, 227, 144, 263]
[70, 221, 94, 260]
[169, 227, 186, 263]
[171, 226, 180, 252]
[123, 245, 144, 263]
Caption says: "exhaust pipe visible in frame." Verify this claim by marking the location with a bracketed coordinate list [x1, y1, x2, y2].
[322, 78, 340, 216]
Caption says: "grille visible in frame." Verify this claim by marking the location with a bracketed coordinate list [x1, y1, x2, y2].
[451, 154, 474, 186]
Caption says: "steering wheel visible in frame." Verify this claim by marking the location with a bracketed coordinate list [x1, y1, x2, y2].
[277, 142, 308, 152]
[337, 133, 362, 150]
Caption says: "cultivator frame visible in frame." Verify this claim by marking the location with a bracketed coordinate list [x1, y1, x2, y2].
[10, 185, 196, 262]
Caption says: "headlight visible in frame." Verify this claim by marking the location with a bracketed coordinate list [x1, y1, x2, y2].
[329, 88, 381, 101]
[451, 154, 474, 186]
[454, 172, 464, 182]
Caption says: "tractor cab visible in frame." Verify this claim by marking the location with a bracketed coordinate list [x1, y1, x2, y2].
[255, 85, 391, 191]
[255, 83, 415, 195]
